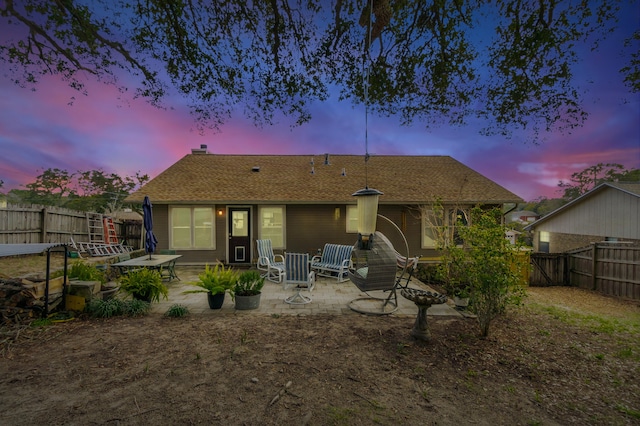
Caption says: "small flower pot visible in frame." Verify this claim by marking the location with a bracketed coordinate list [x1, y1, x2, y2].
[207, 292, 226, 309]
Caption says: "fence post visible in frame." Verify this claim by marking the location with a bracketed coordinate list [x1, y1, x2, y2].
[41, 207, 48, 243]
[591, 242, 598, 291]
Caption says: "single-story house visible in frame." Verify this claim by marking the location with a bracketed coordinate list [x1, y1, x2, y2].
[525, 181, 640, 253]
[125, 147, 522, 265]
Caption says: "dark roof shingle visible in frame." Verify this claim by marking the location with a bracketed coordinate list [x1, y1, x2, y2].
[126, 154, 522, 205]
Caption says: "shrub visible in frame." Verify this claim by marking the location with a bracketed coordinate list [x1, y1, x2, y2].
[165, 304, 189, 318]
[86, 298, 125, 318]
[185, 262, 239, 295]
[451, 206, 527, 337]
[232, 270, 265, 298]
[58, 260, 106, 284]
[119, 268, 168, 303]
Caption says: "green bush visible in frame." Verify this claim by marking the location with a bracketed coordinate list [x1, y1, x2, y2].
[119, 268, 168, 303]
[185, 262, 239, 295]
[165, 304, 189, 318]
[123, 298, 151, 316]
[86, 298, 125, 318]
[86, 298, 151, 318]
[53, 260, 106, 284]
[232, 270, 265, 298]
[449, 206, 527, 337]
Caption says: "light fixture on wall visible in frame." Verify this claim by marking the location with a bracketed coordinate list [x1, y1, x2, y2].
[217, 209, 224, 216]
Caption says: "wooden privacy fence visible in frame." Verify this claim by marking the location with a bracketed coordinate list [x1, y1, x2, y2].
[0, 204, 142, 249]
[530, 243, 640, 300]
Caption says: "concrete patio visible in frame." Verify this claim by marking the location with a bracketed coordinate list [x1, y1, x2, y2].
[150, 266, 463, 318]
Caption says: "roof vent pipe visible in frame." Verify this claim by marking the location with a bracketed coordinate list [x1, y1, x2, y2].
[252, 166, 260, 172]
[324, 153, 330, 165]
[341, 168, 346, 176]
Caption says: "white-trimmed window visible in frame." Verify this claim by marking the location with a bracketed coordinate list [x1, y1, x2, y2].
[539, 231, 550, 253]
[422, 207, 469, 249]
[258, 206, 285, 248]
[170, 206, 215, 249]
[346, 205, 359, 233]
[422, 208, 443, 248]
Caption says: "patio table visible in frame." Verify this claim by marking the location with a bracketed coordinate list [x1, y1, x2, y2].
[112, 254, 182, 281]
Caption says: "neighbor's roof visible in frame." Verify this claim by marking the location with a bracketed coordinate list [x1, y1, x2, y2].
[524, 181, 640, 230]
[125, 154, 522, 205]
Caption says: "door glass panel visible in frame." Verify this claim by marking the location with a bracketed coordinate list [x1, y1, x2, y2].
[232, 211, 248, 237]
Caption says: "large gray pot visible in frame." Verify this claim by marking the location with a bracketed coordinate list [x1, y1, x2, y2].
[234, 293, 261, 310]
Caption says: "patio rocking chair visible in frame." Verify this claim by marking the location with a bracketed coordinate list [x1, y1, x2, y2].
[284, 252, 316, 305]
[256, 239, 285, 283]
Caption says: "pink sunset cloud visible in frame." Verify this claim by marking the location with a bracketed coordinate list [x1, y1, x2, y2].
[1, 6, 638, 203]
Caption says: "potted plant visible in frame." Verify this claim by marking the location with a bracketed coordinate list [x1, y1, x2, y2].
[231, 270, 265, 310]
[67, 260, 106, 284]
[184, 263, 239, 309]
[119, 267, 168, 303]
[62, 260, 109, 301]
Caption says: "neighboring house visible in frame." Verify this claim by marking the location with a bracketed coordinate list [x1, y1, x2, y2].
[125, 147, 522, 265]
[525, 182, 640, 253]
[506, 210, 540, 225]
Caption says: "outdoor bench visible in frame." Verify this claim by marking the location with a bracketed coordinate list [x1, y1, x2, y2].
[310, 243, 353, 282]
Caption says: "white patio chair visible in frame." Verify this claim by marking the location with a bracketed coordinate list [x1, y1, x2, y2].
[284, 252, 315, 305]
[256, 239, 285, 283]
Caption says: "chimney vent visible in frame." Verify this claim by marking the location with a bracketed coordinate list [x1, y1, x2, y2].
[191, 144, 209, 154]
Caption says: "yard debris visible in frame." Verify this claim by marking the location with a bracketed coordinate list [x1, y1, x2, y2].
[268, 380, 292, 406]
[0, 280, 43, 325]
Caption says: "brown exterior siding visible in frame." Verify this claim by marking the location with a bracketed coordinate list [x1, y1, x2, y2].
[127, 154, 522, 265]
[285, 204, 354, 254]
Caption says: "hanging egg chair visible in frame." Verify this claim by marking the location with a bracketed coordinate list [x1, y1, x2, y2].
[349, 231, 398, 292]
[347, 213, 415, 315]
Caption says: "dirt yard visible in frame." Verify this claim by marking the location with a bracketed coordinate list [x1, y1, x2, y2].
[1, 255, 639, 425]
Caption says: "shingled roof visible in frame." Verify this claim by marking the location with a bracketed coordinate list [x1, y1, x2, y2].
[125, 153, 522, 205]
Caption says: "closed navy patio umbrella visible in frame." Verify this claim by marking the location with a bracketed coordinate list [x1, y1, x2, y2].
[143, 196, 158, 259]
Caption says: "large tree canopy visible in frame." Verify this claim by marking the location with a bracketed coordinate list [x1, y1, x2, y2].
[1, 0, 636, 139]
